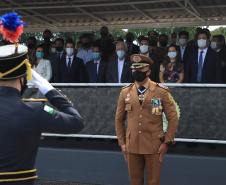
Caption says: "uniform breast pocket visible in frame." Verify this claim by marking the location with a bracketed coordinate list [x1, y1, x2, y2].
[125, 104, 133, 117]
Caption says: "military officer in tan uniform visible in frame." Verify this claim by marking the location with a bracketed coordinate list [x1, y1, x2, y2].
[115, 54, 178, 185]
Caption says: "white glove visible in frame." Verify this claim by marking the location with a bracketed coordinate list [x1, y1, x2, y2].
[32, 69, 54, 95]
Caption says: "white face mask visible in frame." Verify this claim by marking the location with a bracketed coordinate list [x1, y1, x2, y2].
[179, 38, 187, 46]
[51, 48, 56, 53]
[66, 48, 74, 55]
[140, 45, 149, 54]
[198, 39, 207, 48]
[210, 42, 217, 50]
[168, 52, 177, 59]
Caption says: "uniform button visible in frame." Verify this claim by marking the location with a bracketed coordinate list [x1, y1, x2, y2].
[140, 107, 142, 110]
[139, 131, 141, 134]
[139, 123, 141, 126]
[140, 115, 142, 118]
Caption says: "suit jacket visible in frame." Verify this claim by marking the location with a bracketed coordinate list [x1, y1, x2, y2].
[185, 48, 222, 83]
[149, 54, 159, 83]
[106, 57, 133, 83]
[48, 51, 66, 82]
[94, 38, 115, 62]
[85, 60, 107, 83]
[127, 44, 140, 55]
[115, 80, 178, 154]
[177, 44, 193, 71]
[56, 55, 85, 83]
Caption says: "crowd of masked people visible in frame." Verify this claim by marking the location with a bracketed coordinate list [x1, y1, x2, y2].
[1, 26, 225, 84]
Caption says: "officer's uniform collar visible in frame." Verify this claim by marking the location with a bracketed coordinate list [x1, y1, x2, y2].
[0, 86, 21, 96]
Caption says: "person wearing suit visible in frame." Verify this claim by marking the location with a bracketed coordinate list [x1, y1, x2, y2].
[211, 35, 226, 83]
[178, 31, 193, 71]
[85, 45, 107, 83]
[94, 26, 115, 62]
[139, 37, 159, 82]
[106, 42, 133, 83]
[185, 30, 222, 83]
[115, 54, 178, 185]
[48, 38, 66, 82]
[56, 40, 85, 83]
[126, 32, 140, 56]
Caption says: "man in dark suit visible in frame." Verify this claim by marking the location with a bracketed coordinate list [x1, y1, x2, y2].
[39, 29, 52, 57]
[106, 42, 133, 83]
[94, 26, 115, 62]
[85, 45, 107, 83]
[126, 32, 140, 55]
[56, 40, 85, 83]
[48, 38, 66, 82]
[177, 31, 194, 73]
[185, 30, 221, 83]
[139, 37, 159, 82]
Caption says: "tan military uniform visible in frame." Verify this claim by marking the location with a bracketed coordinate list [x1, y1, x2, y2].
[115, 79, 178, 185]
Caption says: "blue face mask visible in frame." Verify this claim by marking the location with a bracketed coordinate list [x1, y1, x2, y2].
[92, 52, 100, 59]
[117, 50, 125, 59]
[36, 51, 44, 58]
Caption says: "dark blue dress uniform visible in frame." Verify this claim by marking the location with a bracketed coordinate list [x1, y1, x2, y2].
[0, 39, 85, 184]
[0, 86, 85, 185]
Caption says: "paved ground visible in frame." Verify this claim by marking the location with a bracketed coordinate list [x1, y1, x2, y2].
[35, 180, 101, 185]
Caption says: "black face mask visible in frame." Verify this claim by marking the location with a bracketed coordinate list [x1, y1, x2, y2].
[100, 32, 108, 37]
[160, 40, 168, 47]
[56, 46, 63, 52]
[27, 43, 36, 49]
[149, 40, 157, 46]
[83, 42, 90, 48]
[132, 70, 148, 82]
[44, 37, 50, 42]
[20, 77, 27, 96]
[126, 36, 133, 43]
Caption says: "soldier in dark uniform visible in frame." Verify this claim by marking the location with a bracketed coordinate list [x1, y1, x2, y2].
[0, 44, 85, 184]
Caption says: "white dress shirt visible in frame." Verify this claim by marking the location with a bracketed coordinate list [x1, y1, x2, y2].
[118, 57, 125, 83]
[94, 59, 101, 74]
[66, 55, 74, 68]
[198, 47, 208, 67]
[217, 48, 221, 53]
[32, 59, 52, 82]
[180, 44, 187, 61]
[76, 47, 93, 65]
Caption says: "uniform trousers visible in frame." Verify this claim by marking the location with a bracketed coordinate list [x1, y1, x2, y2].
[127, 152, 162, 185]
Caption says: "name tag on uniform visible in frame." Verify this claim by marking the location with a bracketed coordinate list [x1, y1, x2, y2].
[151, 98, 163, 115]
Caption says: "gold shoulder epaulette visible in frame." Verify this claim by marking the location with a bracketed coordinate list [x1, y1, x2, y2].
[122, 83, 133, 89]
[157, 83, 169, 90]
[56, 88, 73, 104]
[22, 98, 47, 102]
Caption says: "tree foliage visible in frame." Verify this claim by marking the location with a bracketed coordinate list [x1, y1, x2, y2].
[0, 26, 225, 44]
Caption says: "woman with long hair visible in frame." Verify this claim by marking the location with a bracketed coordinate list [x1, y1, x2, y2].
[29, 45, 52, 82]
[159, 45, 184, 83]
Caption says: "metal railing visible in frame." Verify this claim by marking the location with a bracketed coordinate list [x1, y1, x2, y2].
[41, 133, 226, 144]
[27, 83, 226, 88]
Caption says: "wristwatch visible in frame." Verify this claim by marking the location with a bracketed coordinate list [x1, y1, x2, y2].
[165, 141, 172, 147]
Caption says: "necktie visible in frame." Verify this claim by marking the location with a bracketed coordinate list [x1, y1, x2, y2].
[128, 45, 131, 54]
[151, 49, 154, 54]
[138, 86, 146, 105]
[93, 62, 98, 83]
[68, 57, 71, 73]
[197, 51, 203, 82]
[57, 52, 61, 60]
